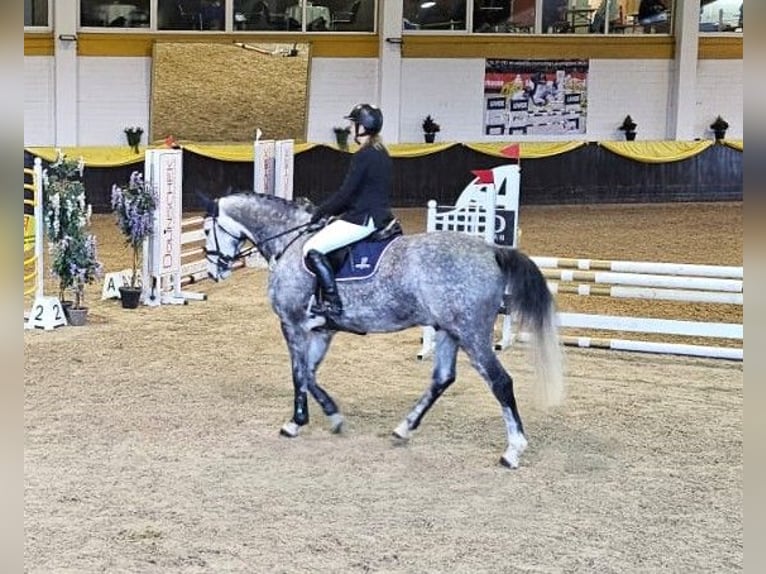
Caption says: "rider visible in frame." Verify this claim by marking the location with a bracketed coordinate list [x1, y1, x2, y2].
[303, 103, 394, 321]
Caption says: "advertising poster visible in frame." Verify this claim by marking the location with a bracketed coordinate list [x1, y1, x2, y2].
[484, 59, 589, 136]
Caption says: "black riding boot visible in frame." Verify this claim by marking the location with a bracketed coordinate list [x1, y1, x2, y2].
[305, 249, 343, 319]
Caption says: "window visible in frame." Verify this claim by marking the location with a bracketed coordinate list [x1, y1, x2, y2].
[156, 0, 224, 30]
[405, 0, 467, 30]
[231, 0, 376, 32]
[699, 0, 742, 32]
[403, 0, 676, 34]
[80, 0, 151, 27]
[25, 0, 49, 27]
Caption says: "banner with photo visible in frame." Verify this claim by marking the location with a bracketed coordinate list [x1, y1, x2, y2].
[484, 59, 589, 137]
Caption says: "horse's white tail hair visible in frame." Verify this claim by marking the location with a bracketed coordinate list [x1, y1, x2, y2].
[495, 248, 565, 408]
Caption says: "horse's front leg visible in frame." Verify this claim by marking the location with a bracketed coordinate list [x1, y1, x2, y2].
[305, 329, 344, 433]
[278, 320, 342, 437]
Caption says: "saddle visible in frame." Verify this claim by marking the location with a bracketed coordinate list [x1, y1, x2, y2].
[325, 218, 404, 281]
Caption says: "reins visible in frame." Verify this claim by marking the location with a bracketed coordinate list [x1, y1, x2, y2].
[252, 221, 317, 262]
[209, 218, 317, 267]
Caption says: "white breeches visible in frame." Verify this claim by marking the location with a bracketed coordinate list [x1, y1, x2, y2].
[302, 218, 376, 256]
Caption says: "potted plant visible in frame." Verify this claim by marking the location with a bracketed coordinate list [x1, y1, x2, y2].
[42, 152, 102, 325]
[333, 125, 351, 151]
[422, 115, 441, 143]
[124, 126, 144, 153]
[111, 171, 157, 308]
[710, 115, 729, 141]
[618, 115, 637, 141]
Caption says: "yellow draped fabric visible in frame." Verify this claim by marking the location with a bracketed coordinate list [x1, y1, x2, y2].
[387, 143, 458, 157]
[464, 141, 586, 159]
[25, 146, 146, 167]
[26, 139, 740, 167]
[183, 142, 319, 162]
[599, 140, 715, 163]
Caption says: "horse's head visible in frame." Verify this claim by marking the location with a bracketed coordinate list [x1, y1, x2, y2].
[200, 194, 248, 282]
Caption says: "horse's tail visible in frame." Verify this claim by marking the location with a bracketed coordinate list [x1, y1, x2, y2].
[495, 247, 565, 408]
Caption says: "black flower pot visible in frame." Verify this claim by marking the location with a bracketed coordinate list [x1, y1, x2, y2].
[714, 129, 726, 142]
[65, 306, 89, 326]
[625, 130, 636, 141]
[424, 133, 436, 143]
[119, 286, 142, 309]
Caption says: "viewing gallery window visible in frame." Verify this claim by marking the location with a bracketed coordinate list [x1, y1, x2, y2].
[405, 0, 679, 34]
[80, 0, 151, 27]
[25, 0, 742, 33]
[699, 0, 742, 32]
[234, 0, 375, 31]
[74, 0, 374, 31]
[24, 0, 49, 27]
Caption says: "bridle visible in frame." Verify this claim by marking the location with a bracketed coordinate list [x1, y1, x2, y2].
[205, 212, 316, 273]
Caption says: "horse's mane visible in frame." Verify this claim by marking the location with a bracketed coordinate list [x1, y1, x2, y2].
[225, 190, 316, 216]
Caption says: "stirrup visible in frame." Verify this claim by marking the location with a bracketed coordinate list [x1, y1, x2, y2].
[310, 300, 342, 320]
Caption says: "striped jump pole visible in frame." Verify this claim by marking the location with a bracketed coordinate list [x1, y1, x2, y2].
[531, 255, 743, 361]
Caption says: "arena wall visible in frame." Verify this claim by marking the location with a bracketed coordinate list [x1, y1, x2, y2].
[23, 56, 743, 146]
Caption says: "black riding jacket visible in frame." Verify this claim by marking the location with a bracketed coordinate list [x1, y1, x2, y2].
[315, 144, 393, 227]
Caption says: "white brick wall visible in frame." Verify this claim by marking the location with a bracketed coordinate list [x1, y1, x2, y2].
[78, 57, 152, 146]
[400, 59, 486, 142]
[23, 57, 54, 146]
[24, 54, 743, 146]
[695, 59, 743, 139]
[306, 58, 378, 143]
[586, 59, 674, 140]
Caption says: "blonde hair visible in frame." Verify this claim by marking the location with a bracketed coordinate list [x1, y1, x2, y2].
[361, 134, 386, 152]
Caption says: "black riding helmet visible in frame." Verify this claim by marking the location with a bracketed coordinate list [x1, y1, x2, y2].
[345, 103, 383, 140]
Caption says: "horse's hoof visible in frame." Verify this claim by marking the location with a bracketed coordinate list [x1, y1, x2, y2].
[329, 413, 344, 434]
[392, 421, 411, 441]
[499, 455, 520, 469]
[279, 421, 300, 438]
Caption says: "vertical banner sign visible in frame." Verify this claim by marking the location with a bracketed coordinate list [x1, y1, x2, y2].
[274, 139, 294, 201]
[254, 139, 276, 195]
[484, 59, 589, 136]
[144, 148, 183, 303]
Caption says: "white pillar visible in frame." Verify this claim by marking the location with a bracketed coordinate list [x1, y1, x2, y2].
[378, 0, 403, 143]
[668, 0, 700, 140]
[53, 0, 79, 146]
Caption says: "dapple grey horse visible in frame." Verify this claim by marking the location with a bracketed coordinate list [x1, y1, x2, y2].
[202, 192, 564, 468]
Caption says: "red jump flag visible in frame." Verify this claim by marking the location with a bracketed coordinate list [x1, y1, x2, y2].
[500, 143, 520, 160]
[471, 169, 495, 184]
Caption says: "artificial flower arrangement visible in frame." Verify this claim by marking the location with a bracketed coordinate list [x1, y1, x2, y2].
[42, 152, 102, 310]
[111, 171, 157, 290]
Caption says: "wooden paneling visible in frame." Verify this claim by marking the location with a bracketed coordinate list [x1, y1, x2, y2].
[25, 32, 741, 60]
[698, 36, 743, 59]
[27, 33, 378, 58]
[402, 34, 675, 59]
[24, 33, 54, 56]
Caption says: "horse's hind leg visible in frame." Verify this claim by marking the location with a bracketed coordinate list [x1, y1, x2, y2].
[393, 329, 458, 440]
[462, 339, 527, 469]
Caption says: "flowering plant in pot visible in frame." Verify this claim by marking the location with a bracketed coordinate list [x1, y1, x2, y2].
[618, 115, 637, 140]
[111, 171, 156, 308]
[710, 115, 729, 141]
[333, 125, 351, 150]
[42, 152, 102, 325]
[422, 115, 441, 143]
[124, 126, 144, 153]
